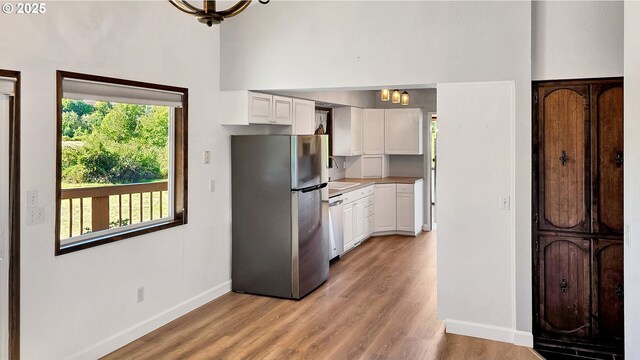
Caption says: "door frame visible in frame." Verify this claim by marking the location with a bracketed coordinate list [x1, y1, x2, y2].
[0, 69, 20, 360]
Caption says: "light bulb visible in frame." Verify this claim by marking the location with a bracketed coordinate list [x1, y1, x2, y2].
[391, 89, 401, 104]
[401, 91, 409, 106]
[381, 89, 390, 102]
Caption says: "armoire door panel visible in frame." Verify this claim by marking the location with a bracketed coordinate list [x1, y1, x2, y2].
[538, 236, 590, 337]
[592, 240, 624, 340]
[593, 84, 624, 234]
[539, 86, 590, 232]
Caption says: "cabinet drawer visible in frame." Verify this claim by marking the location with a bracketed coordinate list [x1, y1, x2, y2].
[344, 186, 373, 203]
[365, 195, 375, 207]
[365, 204, 375, 217]
[396, 184, 414, 194]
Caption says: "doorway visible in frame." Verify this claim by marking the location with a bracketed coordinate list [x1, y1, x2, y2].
[0, 69, 20, 360]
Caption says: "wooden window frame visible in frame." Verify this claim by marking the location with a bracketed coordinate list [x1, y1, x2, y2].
[1, 68, 21, 360]
[55, 71, 188, 255]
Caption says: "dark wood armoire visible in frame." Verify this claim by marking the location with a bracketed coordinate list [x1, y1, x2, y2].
[532, 78, 624, 358]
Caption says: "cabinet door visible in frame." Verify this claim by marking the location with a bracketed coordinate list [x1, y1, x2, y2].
[248, 92, 273, 124]
[374, 184, 396, 232]
[363, 109, 385, 154]
[537, 236, 591, 337]
[592, 240, 624, 340]
[396, 192, 415, 232]
[343, 203, 354, 252]
[292, 98, 315, 135]
[385, 109, 423, 155]
[273, 96, 293, 125]
[537, 85, 590, 232]
[351, 108, 363, 155]
[366, 215, 374, 237]
[354, 199, 365, 242]
[592, 83, 623, 234]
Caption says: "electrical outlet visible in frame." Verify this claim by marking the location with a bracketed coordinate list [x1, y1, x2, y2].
[27, 191, 38, 208]
[27, 207, 44, 225]
[500, 195, 510, 210]
[210, 179, 216, 192]
[203, 151, 211, 164]
[137, 287, 144, 303]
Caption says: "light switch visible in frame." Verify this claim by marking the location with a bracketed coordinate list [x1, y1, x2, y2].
[27, 190, 38, 208]
[500, 195, 510, 210]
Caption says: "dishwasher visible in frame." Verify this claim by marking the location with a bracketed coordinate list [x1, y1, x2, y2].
[328, 195, 344, 260]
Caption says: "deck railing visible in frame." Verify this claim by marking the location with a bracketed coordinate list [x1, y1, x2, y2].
[60, 181, 169, 239]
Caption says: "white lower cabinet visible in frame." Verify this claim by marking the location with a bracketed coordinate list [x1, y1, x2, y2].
[396, 192, 415, 232]
[374, 184, 397, 232]
[343, 202, 354, 252]
[340, 181, 422, 256]
[354, 199, 366, 242]
[396, 180, 424, 235]
[341, 185, 374, 255]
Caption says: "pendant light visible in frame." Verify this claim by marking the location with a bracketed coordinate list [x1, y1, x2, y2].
[401, 91, 410, 106]
[381, 89, 390, 102]
[391, 89, 401, 104]
[169, 0, 266, 27]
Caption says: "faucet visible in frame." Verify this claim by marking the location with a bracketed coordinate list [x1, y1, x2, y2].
[328, 156, 340, 168]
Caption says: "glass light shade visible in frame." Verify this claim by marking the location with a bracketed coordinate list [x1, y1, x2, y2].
[381, 89, 390, 101]
[391, 89, 401, 104]
[401, 91, 409, 106]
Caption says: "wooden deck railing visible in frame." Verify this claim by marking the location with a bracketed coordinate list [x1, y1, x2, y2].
[60, 181, 169, 239]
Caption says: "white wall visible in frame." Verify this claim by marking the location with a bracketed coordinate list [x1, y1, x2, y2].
[437, 82, 521, 344]
[1, 2, 230, 359]
[532, 1, 623, 80]
[221, 0, 533, 338]
[624, 3, 640, 359]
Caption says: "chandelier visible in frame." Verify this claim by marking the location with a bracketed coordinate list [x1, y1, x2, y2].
[169, 0, 269, 27]
[381, 89, 410, 106]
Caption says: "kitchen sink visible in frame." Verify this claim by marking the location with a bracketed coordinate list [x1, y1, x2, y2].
[328, 182, 360, 190]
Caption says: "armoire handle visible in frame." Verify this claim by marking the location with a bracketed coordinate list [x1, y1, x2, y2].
[559, 151, 568, 166]
[615, 283, 624, 300]
[615, 152, 623, 168]
[560, 278, 568, 294]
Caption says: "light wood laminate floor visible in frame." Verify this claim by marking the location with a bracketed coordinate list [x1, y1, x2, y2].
[104, 232, 541, 360]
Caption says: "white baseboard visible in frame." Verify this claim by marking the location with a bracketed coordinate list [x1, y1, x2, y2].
[422, 224, 432, 231]
[68, 280, 232, 360]
[513, 330, 534, 347]
[445, 319, 533, 348]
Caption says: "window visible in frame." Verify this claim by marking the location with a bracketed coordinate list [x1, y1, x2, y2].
[55, 71, 188, 255]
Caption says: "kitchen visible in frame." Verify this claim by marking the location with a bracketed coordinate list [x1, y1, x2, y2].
[224, 88, 433, 299]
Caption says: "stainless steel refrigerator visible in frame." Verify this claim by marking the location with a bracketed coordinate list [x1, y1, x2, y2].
[231, 135, 330, 299]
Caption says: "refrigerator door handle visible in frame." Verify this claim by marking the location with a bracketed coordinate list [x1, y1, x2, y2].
[298, 183, 327, 193]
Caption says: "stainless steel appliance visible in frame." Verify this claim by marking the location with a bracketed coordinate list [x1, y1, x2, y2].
[231, 135, 330, 299]
[329, 195, 344, 260]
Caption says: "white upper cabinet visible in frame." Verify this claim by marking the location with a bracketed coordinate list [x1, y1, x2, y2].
[385, 108, 423, 155]
[272, 95, 293, 125]
[292, 98, 316, 135]
[248, 92, 273, 124]
[333, 107, 363, 156]
[363, 109, 385, 154]
[220, 91, 294, 126]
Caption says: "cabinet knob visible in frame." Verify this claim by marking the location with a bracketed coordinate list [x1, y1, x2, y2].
[560, 278, 568, 294]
